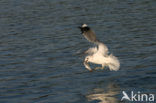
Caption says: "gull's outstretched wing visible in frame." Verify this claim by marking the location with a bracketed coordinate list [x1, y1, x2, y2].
[79, 24, 109, 56]
[83, 29, 98, 43]
[85, 47, 98, 55]
[97, 42, 109, 56]
[79, 24, 98, 43]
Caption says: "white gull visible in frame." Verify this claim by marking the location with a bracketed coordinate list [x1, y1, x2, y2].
[79, 24, 120, 71]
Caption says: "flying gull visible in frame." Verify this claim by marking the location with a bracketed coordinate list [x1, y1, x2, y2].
[79, 24, 120, 71]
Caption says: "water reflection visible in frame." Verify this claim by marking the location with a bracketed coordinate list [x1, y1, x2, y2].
[86, 83, 119, 103]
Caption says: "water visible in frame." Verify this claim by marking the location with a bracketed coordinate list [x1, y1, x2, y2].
[0, 0, 156, 103]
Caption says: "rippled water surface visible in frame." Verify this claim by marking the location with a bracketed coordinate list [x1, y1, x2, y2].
[0, 0, 156, 103]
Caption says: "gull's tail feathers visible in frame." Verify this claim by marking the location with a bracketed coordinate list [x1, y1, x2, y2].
[104, 54, 120, 71]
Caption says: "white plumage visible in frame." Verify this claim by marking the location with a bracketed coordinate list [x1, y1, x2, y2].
[79, 24, 120, 71]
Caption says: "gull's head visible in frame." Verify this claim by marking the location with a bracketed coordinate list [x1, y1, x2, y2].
[85, 55, 92, 62]
[78, 24, 90, 33]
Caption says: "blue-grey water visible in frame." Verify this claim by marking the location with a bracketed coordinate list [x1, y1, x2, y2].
[0, 0, 156, 103]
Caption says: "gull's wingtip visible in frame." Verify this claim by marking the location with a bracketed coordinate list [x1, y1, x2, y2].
[78, 24, 88, 29]
[78, 24, 88, 28]
[82, 24, 88, 27]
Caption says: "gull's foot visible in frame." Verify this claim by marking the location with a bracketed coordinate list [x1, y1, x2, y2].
[89, 69, 95, 72]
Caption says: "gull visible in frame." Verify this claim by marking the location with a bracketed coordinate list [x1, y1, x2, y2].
[79, 24, 120, 71]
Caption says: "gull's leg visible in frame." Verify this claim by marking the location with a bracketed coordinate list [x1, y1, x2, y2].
[101, 64, 105, 69]
[94, 67, 102, 70]
[83, 60, 92, 71]
[94, 64, 105, 70]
